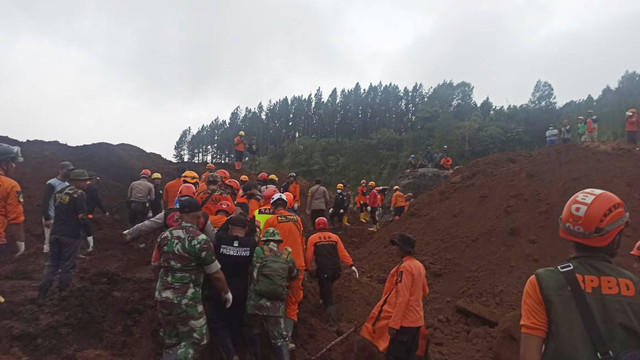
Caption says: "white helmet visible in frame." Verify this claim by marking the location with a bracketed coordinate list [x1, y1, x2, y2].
[270, 193, 287, 205]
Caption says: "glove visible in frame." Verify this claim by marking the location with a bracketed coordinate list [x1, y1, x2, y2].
[329, 208, 334, 214]
[15, 241, 25, 257]
[351, 266, 359, 278]
[223, 291, 233, 309]
[294, 202, 299, 211]
[367, 206, 371, 212]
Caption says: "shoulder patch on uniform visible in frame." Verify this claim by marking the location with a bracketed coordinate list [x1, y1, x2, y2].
[16, 191, 24, 204]
[396, 270, 404, 284]
[277, 215, 298, 223]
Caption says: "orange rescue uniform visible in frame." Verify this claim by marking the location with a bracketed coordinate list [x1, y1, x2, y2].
[163, 178, 183, 209]
[0, 170, 25, 242]
[391, 191, 406, 209]
[234, 136, 245, 152]
[440, 156, 452, 170]
[289, 182, 300, 206]
[262, 209, 305, 321]
[356, 185, 368, 205]
[248, 198, 262, 220]
[210, 214, 228, 229]
[361, 255, 429, 352]
[305, 231, 353, 270]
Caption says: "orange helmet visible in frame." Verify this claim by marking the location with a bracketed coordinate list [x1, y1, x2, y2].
[283, 192, 294, 208]
[181, 171, 199, 184]
[559, 189, 629, 247]
[215, 201, 233, 215]
[140, 169, 151, 177]
[631, 241, 640, 257]
[368, 181, 376, 187]
[239, 175, 249, 182]
[225, 179, 241, 193]
[177, 184, 197, 198]
[258, 172, 268, 181]
[336, 184, 344, 190]
[315, 217, 329, 230]
[215, 169, 230, 182]
[206, 163, 216, 170]
[262, 187, 279, 206]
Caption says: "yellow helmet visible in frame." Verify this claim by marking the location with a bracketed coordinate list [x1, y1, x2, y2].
[151, 173, 162, 180]
[181, 171, 199, 184]
[238, 131, 245, 136]
[336, 184, 344, 190]
[268, 174, 279, 182]
[240, 175, 249, 182]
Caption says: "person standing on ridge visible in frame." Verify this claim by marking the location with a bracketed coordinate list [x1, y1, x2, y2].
[307, 179, 330, 225]
[367, 182, 380, 229]
[163, 166, 187, 210]
[126, 169, 155, 227]
[586, 111, 598, 143]
[519, 189, 640, 360]
[424, 147, 434, 168]
[0, 144, 25, 260]
[41, 161, 74, 254]
[391, 186, 407, 220]
[560, 120, 571, 144]
[577, 116, 587, 143]
[37, 169, 92, 304]
[246, 228, 299, 360]
[356, 180, 369, 223]
[361, 233, 429, 359]
[329, 184, 349, 227]
[152, 197, 232, 360]
[262, 193, 306, 351]
[149, 173, 163, 216]
[407, 155, 417, 170]
[625, 109, 638, 145]
[306, 217, 358, 330]
[234, 131, 246, 170]
[546, 125, 559, 146]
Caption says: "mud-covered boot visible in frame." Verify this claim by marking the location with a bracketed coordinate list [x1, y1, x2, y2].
[273, 344, 291, 360]
[342, 215, 350, 226]
[284, 318, 296, 351]
[359, 213, 366, 223]
[325, 305, 338, 332]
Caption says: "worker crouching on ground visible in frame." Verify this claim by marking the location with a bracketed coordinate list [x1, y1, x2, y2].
[306, 217, 358, 330]
[152, 197, 232, 360]
[208, 214, 257, 360]
[246, 228, 299, 360]
[519, 189, 640, 360]
[329, 184, 350, 227]
[440, 154, 452, 171]
[262, 193, 305, 350]
[391, 186, 407, 220]
[37, 169, 92, 304]
[361, 233, 429, 360]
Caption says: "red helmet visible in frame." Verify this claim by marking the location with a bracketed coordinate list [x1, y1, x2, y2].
[284, 192, 294, 208]
[216, 201, 233, 215]
[140, 169, 151, 177]
[315, 217, 329, 230]
[631, 241, 640, 257]
[559, 189, 629, 247]
[206, 163, 216, 170]
[225, 179, 241, 193]
[177, 184, 197, 198]
[262, 187, 279, 206]
[258, 172, 268, 181]
[215, 169, 230, 182]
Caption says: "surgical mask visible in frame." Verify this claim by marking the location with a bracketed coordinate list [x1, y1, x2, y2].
[337, 190, 342, 193]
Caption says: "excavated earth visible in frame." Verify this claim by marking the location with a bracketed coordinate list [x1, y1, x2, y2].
[2, 138, 640, 360]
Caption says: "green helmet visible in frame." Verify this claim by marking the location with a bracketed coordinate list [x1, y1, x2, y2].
[69, 169, 90, 181]
[0, 144, 23, 163]
[262, 228, 283, 243]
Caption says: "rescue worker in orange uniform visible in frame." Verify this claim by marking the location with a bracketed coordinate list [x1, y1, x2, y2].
[367, 182, 380, 227]
[520, 189, 640, 360]
[210, 201, 233, 229]
[235, 175, 250, 214]
[391, 186, 407, 220]
[306, 217, 358, 329]
[216, 169, 231, 183]
[163, 166, 187, 210]
[404, 193, 414, 213]
[261, 193, 305, 350]
[356, 180, 369, 223]
[175, 170, 200, 207]
[281, 173, 301, 212]
[243, 183, 262, 220]
[197, 173, 223, 217]
[361, 233, 429, 359]
[199, 163, 216, 189]
[234, 131, 245, 170]
[0, 144, 26, 260]
[440, 155, 452, 171]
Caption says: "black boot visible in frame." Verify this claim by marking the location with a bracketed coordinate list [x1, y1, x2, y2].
[273, 344, 291, 360]
[246, 333, 262, 360]
[325, 305, 338, 332]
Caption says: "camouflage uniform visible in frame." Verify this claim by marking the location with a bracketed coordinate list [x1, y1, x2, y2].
[154, 222, 221, 360]
[246, 241, 299, 347]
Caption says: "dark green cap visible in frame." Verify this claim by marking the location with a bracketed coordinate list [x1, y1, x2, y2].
[69, 169, 90, 181]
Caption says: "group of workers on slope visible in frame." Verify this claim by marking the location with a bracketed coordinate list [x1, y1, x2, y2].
[407, 145, 453, 172]
[546, 108, 640, 146]
[355, 180, 415, 230]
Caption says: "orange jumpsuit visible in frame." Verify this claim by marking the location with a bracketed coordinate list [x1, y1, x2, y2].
[0, 170, 25, 243]
[163, 178, 183, 209]
[262, 209, 305, 321]
[289, 182, 300, 207]
[361, 255, 429, 352]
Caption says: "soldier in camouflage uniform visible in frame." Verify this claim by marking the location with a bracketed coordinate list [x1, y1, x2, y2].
[152, 197, 232, 360]
[246, 228, 299, 360]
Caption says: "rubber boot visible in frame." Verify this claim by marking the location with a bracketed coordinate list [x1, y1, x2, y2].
[342, 215, 350, 226]
[86, 236, 94, 252]
[273, 344, 291, 360]
[235, 162, 242, 170]
[359, 213, 366, 223]
[325, 305, 338, 332]
[364, 211, 371, 222]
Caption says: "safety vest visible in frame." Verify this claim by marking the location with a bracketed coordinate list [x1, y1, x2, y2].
[254, 206, 274, 231]
[535, 254, 640, 360]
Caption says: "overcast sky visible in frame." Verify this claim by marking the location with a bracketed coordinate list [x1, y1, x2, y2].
[2, 1, 639, 159]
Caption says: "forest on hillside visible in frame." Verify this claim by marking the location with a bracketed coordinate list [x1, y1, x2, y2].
[173, 71, 640, 185]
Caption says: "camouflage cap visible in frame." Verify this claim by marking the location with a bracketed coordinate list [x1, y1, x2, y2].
[69, 169, 90, 180]
[262, 228, 283, 242]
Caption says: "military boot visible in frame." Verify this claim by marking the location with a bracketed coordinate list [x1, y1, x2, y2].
[284, 318, 296, 350]
[273, 344, 291, 360]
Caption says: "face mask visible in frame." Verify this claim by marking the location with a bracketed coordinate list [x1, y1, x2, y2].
[337, 190, 342, 193]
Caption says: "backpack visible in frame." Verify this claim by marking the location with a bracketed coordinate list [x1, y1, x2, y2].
[253, 247, 290, 301]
